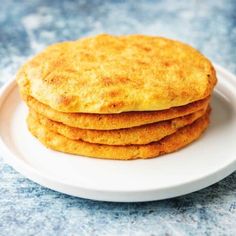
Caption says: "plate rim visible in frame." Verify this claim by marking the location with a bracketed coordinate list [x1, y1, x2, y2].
[0, 64, 236, 202]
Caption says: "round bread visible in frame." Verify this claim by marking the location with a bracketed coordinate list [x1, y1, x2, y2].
[24, 95, 209, 130]
[17, 34, 217, 113]
[29, 107, 207, 145]
[27, 111, 210, 160]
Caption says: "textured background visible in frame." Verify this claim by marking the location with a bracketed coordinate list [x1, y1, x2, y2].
[0, 0, 236, 235]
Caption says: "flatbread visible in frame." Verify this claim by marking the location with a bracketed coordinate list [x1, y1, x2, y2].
[29, 107, 207, 145]
[27, 110, 210, 160]
[17, 34, 217, 113]
[24, 94, 210, 130]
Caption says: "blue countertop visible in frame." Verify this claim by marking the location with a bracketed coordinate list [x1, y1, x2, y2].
[0, 0, 235, 235]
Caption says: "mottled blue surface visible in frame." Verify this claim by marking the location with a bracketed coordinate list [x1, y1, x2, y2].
[0, 0, 236, 235]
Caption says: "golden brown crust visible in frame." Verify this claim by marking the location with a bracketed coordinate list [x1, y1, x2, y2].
[27, 110, 210, 160]
[29, 107, 207, 145]
[24, 94, 210, 130]
[17, 34, 217, 113]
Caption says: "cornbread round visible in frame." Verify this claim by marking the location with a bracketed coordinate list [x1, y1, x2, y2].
[24, 95, 210, 130]
[17, 34, 217, 113]
[27, 111, 210, 160]
[29, 107, 207, 145]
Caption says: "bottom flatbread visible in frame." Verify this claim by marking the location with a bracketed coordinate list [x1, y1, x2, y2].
[27, 110, 210, 160]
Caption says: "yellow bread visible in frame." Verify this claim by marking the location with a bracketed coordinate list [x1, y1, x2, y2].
[17, 34, 217, 113]
[27, 110, 210, 160]
[25, 94, 209, 130]
[29, 107, 207, 145]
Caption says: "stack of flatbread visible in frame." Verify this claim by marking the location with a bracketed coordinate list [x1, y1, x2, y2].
[16, 34, 217, 160]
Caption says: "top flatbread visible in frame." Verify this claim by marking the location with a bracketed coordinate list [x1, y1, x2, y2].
[16, 34, 217, 113]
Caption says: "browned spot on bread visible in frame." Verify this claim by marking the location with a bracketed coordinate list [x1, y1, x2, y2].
[102, 77, 114, 86]
[56, 95, 73, 107]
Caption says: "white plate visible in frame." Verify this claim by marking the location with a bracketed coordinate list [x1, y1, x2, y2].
[0, 65, 236, 202]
